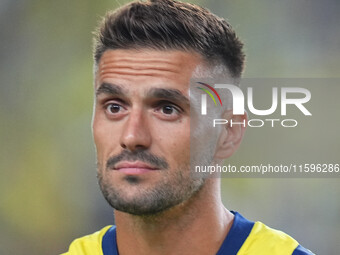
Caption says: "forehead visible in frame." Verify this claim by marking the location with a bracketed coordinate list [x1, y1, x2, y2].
[95, 49, 202, 91]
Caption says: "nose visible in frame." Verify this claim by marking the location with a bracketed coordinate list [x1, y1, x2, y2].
[119, 108, 152, 151]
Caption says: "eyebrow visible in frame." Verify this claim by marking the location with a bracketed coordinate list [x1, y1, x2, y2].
[96, 82, 189, 106]
[96, 82, 126, 97]
[147, 88, 190, 106]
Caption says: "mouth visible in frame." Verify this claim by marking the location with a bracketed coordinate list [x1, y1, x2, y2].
[113, 161, 159, 175]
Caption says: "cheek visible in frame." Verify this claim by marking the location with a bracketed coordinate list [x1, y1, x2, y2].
[92, 118, 105, 157]
[92, 114, 118, 159]
[154, 120, 191, 166]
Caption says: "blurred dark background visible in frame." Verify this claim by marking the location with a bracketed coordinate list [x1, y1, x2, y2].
[0, 0, 339, 254]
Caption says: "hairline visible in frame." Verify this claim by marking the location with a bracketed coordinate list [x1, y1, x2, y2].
[92, 48, 239, 85]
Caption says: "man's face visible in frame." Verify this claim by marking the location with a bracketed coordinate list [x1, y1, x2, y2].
[93, 49, 208, 215]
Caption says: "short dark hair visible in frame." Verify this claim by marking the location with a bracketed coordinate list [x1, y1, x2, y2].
[93, 0, 245, 78]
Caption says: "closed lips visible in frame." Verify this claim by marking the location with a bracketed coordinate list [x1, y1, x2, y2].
[114, 161, 158, 170]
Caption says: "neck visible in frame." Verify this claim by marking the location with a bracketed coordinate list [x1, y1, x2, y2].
[114, 179, 234, 255]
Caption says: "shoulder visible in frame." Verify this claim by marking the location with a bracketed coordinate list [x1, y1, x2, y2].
[218, 212, 314, 255]
[239, 220, 314, 255]
[60, 225, 113, 255]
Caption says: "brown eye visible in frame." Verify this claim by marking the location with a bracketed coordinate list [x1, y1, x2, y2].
[153, 101, 183, 121]
[161, 105, 176, 115]
[106, 104, 121, 114]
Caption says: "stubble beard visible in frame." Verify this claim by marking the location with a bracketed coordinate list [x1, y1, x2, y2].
[97, 163, 205, 216]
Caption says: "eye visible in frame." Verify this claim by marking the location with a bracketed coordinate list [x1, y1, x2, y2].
[161, 105, 177, 115]
[105, 103, 125, 115]
[154, 101, 183, 120]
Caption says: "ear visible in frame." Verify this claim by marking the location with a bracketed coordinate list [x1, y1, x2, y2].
[214, 110, 247, 160]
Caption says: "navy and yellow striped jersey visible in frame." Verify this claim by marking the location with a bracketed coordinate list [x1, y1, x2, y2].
[62, 212, 314, 255]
